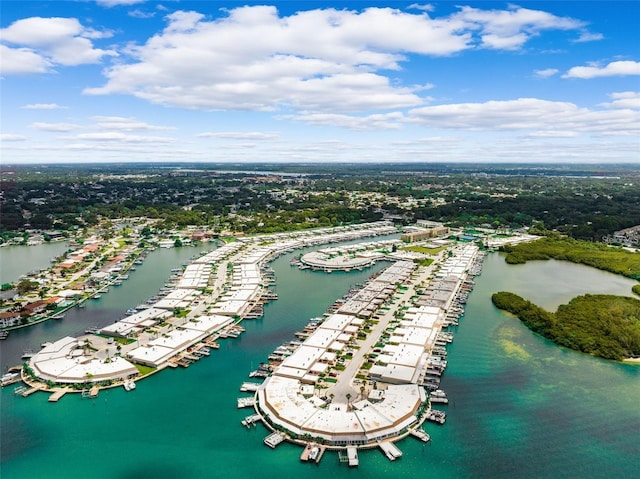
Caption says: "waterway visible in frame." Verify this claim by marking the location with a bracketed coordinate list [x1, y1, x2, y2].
[0, 242, 70, 284]
[1, 249, 638, 478]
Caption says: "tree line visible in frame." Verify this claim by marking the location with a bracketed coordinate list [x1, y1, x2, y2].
[491, 292, 640, 361]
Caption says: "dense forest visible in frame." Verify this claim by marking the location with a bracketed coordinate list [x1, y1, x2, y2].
[1, 163, 639, 242]
[491, 292, 640, 361]
[500, 237, 640, 281]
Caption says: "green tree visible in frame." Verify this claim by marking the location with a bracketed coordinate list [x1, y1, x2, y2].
[16, 279, 39, 295]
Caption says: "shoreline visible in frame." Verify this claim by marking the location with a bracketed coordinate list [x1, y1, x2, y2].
[18, 223, 400, 395]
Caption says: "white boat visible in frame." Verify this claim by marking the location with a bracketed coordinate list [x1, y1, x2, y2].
[237, 397, 255, 408]
[410, 428, 431, 443]
[123, 379, 136, 391]
[308, 446, 320, 461]
[1, 372, 20, 386]
[429, 389, 449, 404]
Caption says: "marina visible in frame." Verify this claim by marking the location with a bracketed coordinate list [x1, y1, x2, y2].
[245, 242, 483, 463]
[12, 222, 401, 398]
[4, 228, 494, 465]
[2, 241, 639, 478]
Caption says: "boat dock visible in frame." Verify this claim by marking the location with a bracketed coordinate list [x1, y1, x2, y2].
[241, 414, 262, 428]
[264, 431, 286, 449]
[410, 428, 431, 443]
[20, 386, 40, 397]
[240, 382, 261, 392]
[378, 441, 403, 461]
[81, 385, 100, 398]
[237, 397, 255, 408]
[346, 446, 359, 467]
[300, 443, 325, 463]
[425, 408, 446, 424]
[1, 372, 21, 387]
[48, 389, 67, 402]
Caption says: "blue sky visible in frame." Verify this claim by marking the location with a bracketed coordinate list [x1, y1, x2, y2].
[1, 0, 639, 164]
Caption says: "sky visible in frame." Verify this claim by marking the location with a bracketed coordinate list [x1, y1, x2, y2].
[1, 0, 639, 164]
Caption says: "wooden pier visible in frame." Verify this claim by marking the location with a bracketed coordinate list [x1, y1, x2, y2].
[378, 441, 403, 461]
[409, 428, 431, 443]
[48, 389, 67, 402]
[21, 387, 40, 397]
[300, 443, 326, 464]
[263, 432, 286, 449]
[346, 447, 359, 467]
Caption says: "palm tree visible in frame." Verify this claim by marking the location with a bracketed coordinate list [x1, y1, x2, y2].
[346, 393, 352, 407]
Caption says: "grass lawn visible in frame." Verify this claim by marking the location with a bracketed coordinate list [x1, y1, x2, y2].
[402, 245, 447, 255]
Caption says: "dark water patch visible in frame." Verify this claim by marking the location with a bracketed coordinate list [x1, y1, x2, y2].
[117, 462, 194, 479]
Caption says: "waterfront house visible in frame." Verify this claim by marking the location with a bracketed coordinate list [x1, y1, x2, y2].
[0, 311, 22, 328]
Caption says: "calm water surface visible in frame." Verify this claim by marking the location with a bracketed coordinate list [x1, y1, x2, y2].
[1, 250, 638, 479]
[0, 242, 70, 284]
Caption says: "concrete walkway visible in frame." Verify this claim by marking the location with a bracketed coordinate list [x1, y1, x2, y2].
[326, 256, 441, 404]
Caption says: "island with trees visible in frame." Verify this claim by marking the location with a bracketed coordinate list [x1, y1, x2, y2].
[491, 291, 640, 361]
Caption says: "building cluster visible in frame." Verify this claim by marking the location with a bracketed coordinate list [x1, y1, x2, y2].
[400, 225, 450, 243]
[25, 222, 398, 386]
[258, 260, 424, 445]
[257, 244, 480, 446]
[607, 224, 640, 247]
[299, 239, 400, 272]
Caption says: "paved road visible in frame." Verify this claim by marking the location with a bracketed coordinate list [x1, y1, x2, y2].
[326, 256, 440, 404]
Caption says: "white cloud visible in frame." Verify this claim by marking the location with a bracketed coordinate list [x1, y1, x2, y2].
[0, 17, 117, 74]
[1, 133, 27, 141]
[85, 5, 585, 113]
[281, 112, 404, 130]
[197, 132, 279, 140]
[31, 122, 81, 132]
[407, 98, 640, 136]
[451, 5, 584, 50]
[599, 91, 640, 110]
[408, 4, 435, 13]
[573, 31, 604, 43]
[534, 68, 559, 78]
[22, 103, 66, 110]
[0, 44, 51, 74]
[74, 132, 174, 143]
[96, 0, 146, 6]
[563, 60, 640, 79]
[90, 116, 175, 131]
[129, 9, 156, 19]
[526, 130, 580, 138]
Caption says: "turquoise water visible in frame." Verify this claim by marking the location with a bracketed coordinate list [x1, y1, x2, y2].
[1, 250, 639, 478]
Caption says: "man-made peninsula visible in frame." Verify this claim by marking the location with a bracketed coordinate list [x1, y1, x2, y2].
[491, 292, 640, 361]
